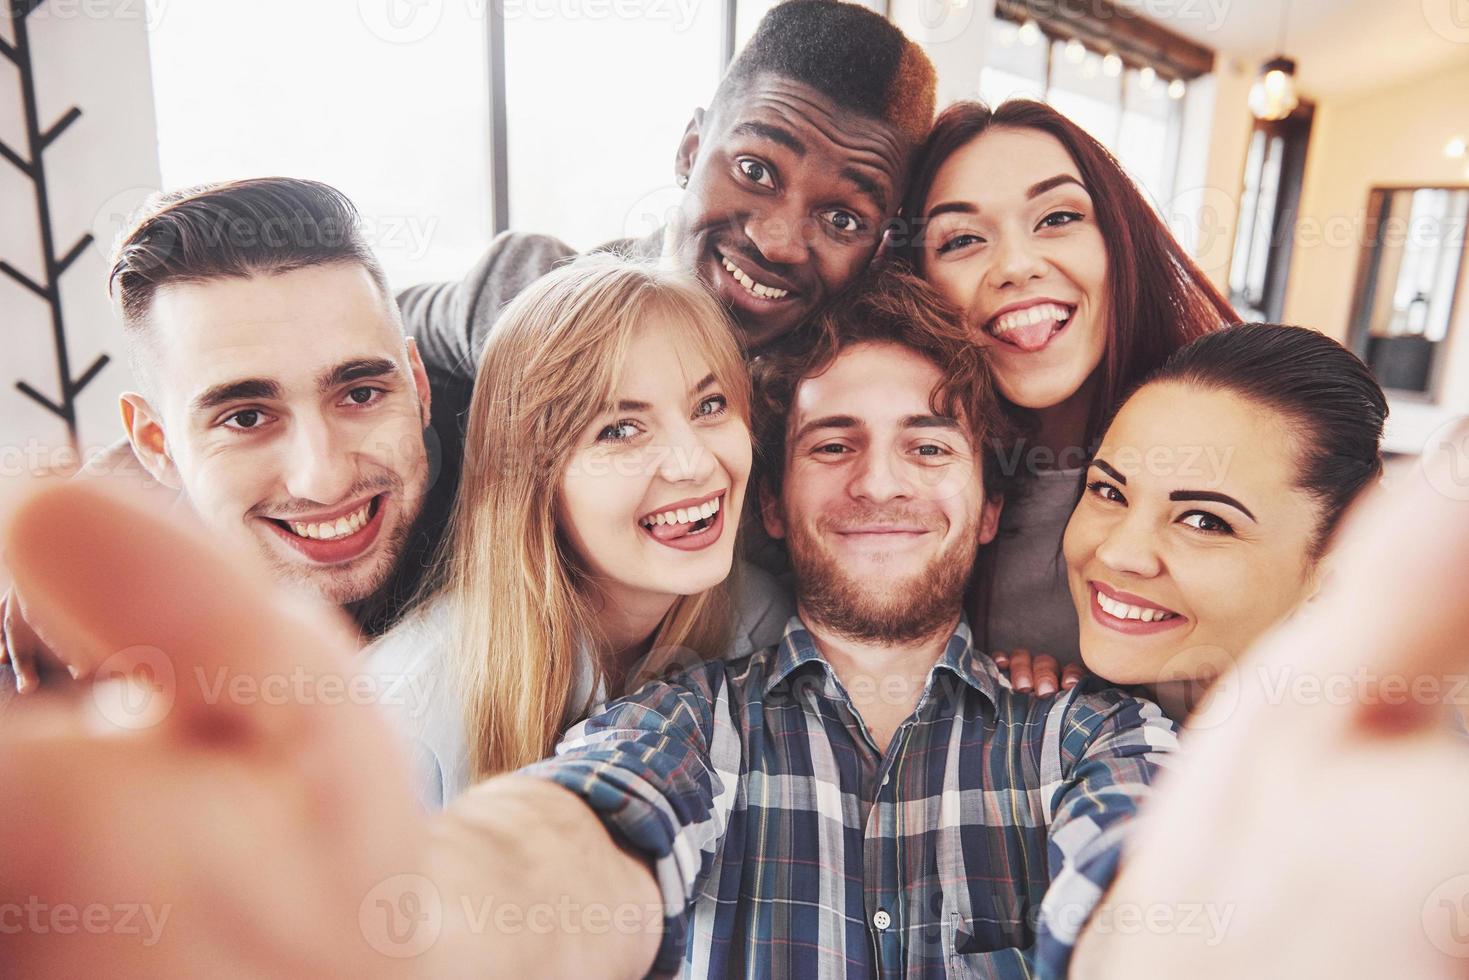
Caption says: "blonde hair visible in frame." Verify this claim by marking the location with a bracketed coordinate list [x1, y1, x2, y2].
[435, 256, 751, 779]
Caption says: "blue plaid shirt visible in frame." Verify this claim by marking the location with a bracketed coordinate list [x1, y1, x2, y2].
[526, 617, 1176, 978]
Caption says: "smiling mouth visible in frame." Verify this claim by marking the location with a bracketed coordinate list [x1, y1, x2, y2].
[638, 491, 725, 546]
[271, 496, 380, 541]
[985, 302, 1074, 353]
[1089, 582, 1186, 634]
[718, 253, 793, 302]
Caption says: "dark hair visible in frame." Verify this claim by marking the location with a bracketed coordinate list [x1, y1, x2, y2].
[710, 0, 936, 149]
[895, 99, 1238, 446]
[109, 177, 390, 330]
[1139, 323, 1388, 559]
[751, 262, 1013, 501]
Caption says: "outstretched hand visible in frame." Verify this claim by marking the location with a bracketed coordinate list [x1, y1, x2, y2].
[1073, 452, 1469, 977]
[0, 480, 423, 978]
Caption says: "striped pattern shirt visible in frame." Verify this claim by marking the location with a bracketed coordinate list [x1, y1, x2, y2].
[527, 617, 1177, 978]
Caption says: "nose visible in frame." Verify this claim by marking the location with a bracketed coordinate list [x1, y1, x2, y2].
[1094, 511, 1164, 579]
[986, 231, 1048, 290]
[743, 202, 809, 269]
[848, 448, 910, 505]
[656, 421, 718, 486]
[281, 414, 358, 505]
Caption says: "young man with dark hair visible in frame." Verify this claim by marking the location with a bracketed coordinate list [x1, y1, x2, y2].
[0, 178, 445, 693]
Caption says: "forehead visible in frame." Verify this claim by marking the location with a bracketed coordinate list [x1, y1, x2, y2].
[1101, 383, 1299, 492]
[148, 263, 401, 395]
[716, 75, 906, 196]
[612, 315, 716, 399]
[927, 127, 1083, 210]
[792, 342, 945, 428]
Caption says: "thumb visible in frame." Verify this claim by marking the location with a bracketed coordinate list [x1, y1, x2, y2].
[1, 478, 362, 743]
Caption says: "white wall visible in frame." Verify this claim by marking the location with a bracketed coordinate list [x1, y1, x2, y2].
[1280, 59, 1469, 451]
[0, 1, 161, 465]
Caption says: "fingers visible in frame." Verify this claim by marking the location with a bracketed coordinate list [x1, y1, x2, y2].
[3, 590, 42, 695]
[1031, 653, 1060, 696]
[1007, 649, 1035, 692]
[1060, 662, 1088, 690]
[0, 480, 362, 743]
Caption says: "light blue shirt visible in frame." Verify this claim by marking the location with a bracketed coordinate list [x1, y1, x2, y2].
[360, 560, 796, 809]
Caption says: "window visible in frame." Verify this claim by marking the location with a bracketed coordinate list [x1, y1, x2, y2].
[1227, 109, 1313, 321]
[978, 15, 1189, 210]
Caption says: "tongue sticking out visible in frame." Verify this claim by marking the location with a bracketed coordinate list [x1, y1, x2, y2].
[998, 316, 1063, 352]
[647, 518, 708, 542]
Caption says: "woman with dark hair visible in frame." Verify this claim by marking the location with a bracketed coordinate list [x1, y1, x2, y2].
[1063, 323, 1389, 720]
[897, 99, 1239, 668]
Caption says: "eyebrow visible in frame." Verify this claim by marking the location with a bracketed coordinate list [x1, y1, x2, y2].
[731, 121, 806, 158]
[1170, 490, 1257, 522]
[318, 357, 401, 392]
[791, 412, 961, 444]
[1091, 459, 1257, 522]
[192, 378, 281, 414]
[611, 373, 718, 413]
[839, 165, 888, 214]
[924, 173, 1089, 221]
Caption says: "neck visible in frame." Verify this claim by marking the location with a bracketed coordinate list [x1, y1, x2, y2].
[1028, 372, 1098, 469]
[590, 582, 678, 694]
[799, 607, 960, 753]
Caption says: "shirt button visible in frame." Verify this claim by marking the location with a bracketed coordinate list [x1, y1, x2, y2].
[873, 909, 891, 931]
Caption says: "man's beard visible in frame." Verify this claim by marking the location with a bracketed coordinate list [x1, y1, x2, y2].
[785, 505, 980, 645]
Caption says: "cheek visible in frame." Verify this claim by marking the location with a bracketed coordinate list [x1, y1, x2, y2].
[924, 257, 976, 313]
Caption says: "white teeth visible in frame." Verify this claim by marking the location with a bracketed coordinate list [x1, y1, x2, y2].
[991, 302, 1073, 336]
[1096, 591, 1175, 623]
[285, 500, 373, 541]
[641, 495, 722, 529]
[721, 256, 789, 300]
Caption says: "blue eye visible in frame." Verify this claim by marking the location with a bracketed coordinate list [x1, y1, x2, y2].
[598, 420, 641, 443]
[696, 395, 728, 418]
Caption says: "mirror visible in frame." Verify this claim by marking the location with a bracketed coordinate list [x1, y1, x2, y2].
[1347, 186, 1469, 397]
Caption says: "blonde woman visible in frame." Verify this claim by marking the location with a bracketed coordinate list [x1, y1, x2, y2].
[364, 257, 790, 808]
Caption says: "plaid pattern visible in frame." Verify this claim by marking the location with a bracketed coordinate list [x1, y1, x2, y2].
[527, 617, 1177, 978]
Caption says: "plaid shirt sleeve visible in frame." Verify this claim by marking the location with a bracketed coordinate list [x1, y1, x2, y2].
[1032, 685, 1179, 978]
[521, 660, 745, 973]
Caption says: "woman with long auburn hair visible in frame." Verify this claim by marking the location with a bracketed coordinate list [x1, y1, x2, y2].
[364, 256, 789, 807]
[895, 99, 1239, 670]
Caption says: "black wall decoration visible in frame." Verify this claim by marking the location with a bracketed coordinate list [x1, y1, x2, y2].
[2, 0, 109, 452]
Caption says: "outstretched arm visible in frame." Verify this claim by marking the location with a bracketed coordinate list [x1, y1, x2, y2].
[0, 480, 658, 978]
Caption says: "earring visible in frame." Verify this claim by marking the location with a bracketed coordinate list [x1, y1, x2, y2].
[676, 174, 689, 189]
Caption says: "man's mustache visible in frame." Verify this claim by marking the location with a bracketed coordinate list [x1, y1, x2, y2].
[247, 474, 402, 520]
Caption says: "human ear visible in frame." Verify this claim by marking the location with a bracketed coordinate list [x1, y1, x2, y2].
[674, 107, 705, 187]
[120, 393, 182, 490]
[759, 481, 786, 540]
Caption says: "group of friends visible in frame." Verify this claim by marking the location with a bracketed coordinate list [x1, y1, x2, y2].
[3, 1, 1469, 977]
